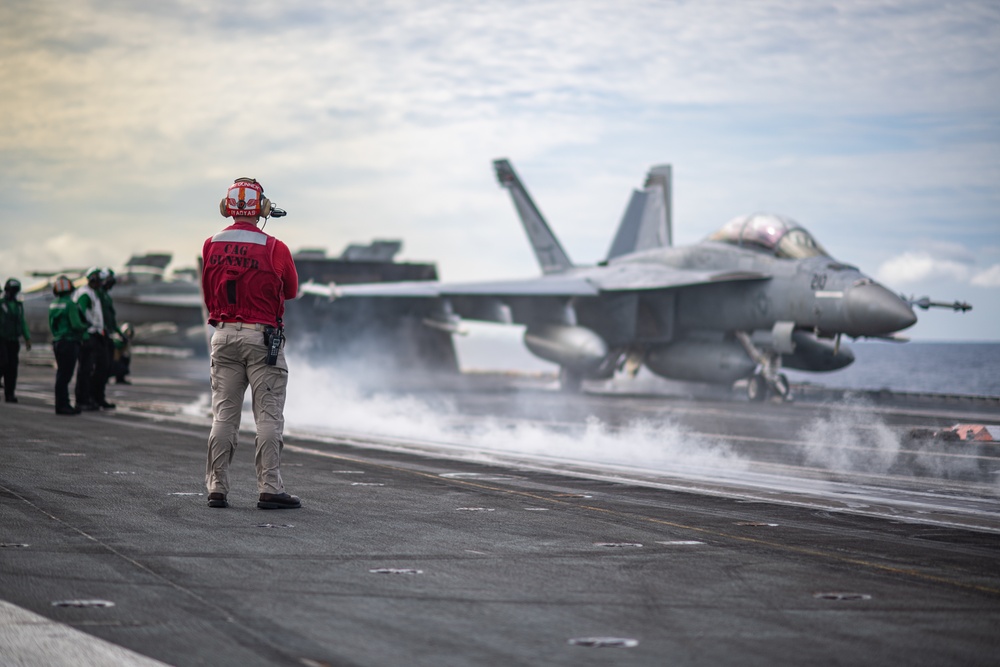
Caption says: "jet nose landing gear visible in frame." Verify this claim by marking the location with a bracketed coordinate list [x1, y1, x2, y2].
[746, 371, 792, 402]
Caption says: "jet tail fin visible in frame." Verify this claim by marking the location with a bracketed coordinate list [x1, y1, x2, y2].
[605, 164, 672, 261]
[494, 158, 574, 274]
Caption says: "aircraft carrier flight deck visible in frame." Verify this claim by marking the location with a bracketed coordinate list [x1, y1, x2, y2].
[1, 352, 998, 667]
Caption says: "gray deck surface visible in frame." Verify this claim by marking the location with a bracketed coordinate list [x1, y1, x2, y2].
[1, 354, 998, 666]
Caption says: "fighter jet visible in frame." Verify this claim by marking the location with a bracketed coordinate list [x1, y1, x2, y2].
[302, 159, 971, 401]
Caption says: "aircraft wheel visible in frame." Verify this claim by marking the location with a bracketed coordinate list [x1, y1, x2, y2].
[559, 367, 583, 393]
[773, 373, 792, 402]
[746, 374, 768, 402]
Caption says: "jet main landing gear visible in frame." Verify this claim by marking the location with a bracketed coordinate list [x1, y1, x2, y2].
[735, 331, 793, 403]
[558, 367, 583, 393]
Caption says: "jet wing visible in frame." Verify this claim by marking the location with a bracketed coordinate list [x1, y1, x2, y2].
[299, 267, 772, 328]
[129, 293, 205, 308]
[301, 280, 442, 299]
[587, 264, 770, 291]
[301, 275, 600, 300]
[301, 266, 768, 302]
[441, 275, 600, 297]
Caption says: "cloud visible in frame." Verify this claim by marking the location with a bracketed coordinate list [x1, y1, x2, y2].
[971, 264, 1000, 287]
[4, 0, 998, 174]
[876, 251, 1000, 291]
[876, 251, 972, 285]
[1, 0, 998, 339]
[0, 232, 120, 281]
[911, 239, 979, 263]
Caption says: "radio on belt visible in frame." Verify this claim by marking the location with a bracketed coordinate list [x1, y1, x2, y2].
[264, 319, 284, 366]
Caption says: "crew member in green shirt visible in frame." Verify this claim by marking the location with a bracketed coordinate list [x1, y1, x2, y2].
[49, 276, 88, 415]
[0, 278, 32, 403]
[74, 267, 106, 411]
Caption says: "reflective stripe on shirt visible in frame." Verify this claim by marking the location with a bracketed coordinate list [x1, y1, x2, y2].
[211, 229, 268, 245]
[73, 285, 105, 334]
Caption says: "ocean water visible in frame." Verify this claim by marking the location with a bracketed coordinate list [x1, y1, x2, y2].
[454, 325, 1000, 397]
[784, 341, 1000, 397]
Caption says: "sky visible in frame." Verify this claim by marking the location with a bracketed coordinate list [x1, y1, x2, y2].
[1, 0, 998, 341]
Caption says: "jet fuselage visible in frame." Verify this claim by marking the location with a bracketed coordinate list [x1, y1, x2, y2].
[610, 242, 916, 339]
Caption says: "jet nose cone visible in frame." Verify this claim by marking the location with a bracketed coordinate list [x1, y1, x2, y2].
[845, 282, 917, 336]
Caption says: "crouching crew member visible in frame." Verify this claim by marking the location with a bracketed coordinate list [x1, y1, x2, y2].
[0, 278, 32, 403]
[201, 177, 301, 510]
[112, 322, 134, 384]
[73, 268, 107, 411]
[48, 276, 88, 414]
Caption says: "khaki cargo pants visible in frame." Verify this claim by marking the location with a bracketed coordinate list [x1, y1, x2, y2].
[205, 323, 288, 496]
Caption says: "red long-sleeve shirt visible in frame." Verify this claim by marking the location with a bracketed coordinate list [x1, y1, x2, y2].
[202, 221, 298, 327]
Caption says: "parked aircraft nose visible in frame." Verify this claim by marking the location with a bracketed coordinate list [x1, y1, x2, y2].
[845, 281, 917, 335]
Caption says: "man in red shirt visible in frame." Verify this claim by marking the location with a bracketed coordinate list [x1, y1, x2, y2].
[202, 177, 301, 510]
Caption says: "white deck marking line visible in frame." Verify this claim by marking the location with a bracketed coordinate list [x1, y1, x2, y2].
[0, 600, 175, 667]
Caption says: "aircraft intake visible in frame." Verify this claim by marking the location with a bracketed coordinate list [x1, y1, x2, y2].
[645, 340, 756, 384]
[523, 324, 608, 372]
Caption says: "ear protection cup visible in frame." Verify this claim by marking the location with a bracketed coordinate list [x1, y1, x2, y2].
[260, 196, 272, 218]
[220, 198, 232, 218]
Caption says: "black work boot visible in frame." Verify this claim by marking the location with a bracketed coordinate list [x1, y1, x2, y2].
[257, 492, 301, 510]
[207, 492, 229, 508]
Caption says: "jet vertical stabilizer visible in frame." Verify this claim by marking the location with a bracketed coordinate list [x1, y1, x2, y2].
[646, 164, 672, 247]
[606, 164, 672, 261]
[494, 158, 574, 274]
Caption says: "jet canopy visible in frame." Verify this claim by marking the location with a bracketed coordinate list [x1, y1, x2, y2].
[706, 213, 829, 259]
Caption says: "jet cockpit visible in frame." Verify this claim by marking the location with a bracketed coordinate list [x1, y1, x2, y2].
[706, 213, 829, 259]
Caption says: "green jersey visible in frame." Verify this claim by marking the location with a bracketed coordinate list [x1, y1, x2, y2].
[0, 296, 30, 342]
[49, 295, 88, 342]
